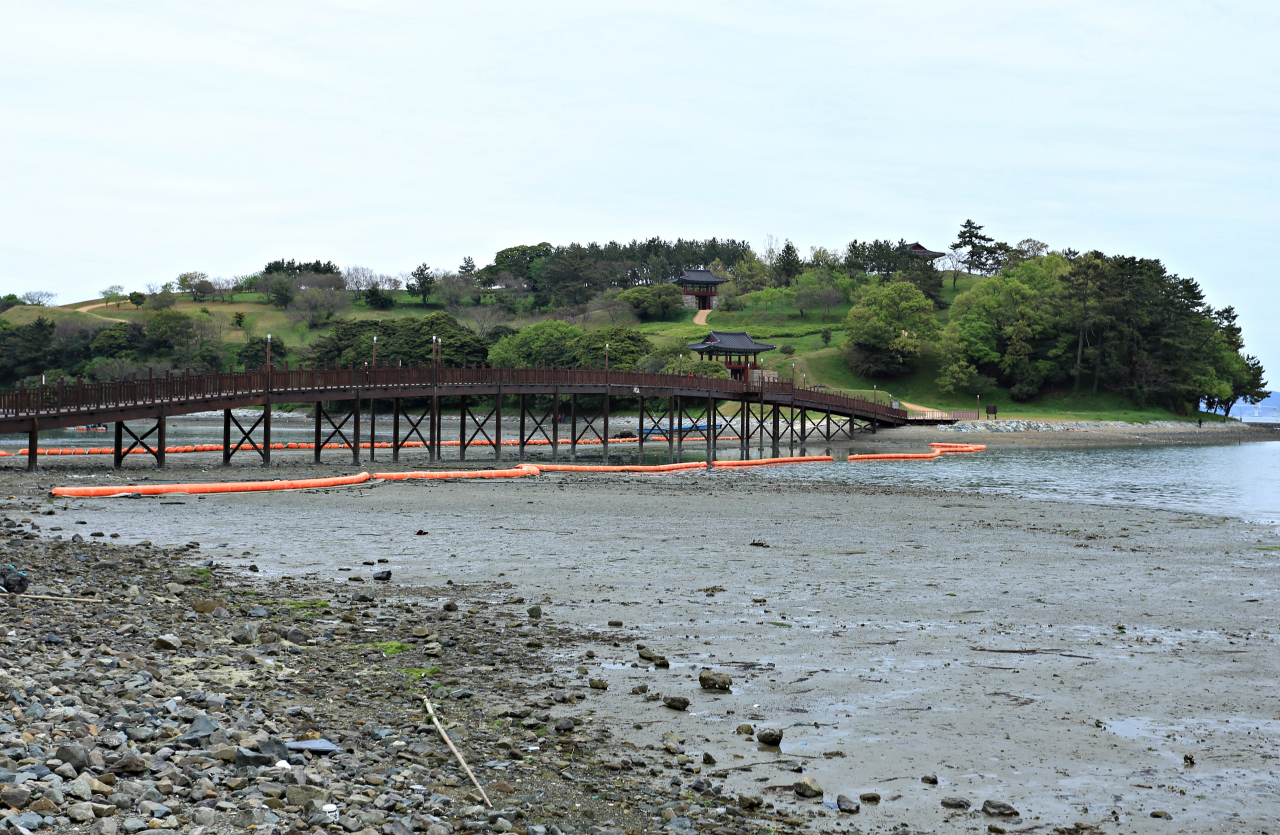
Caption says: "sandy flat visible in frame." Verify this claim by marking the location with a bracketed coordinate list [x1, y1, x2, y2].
[12, 453, 1278, 833]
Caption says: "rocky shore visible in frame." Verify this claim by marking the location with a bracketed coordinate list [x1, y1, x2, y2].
[1, 525, 922, 835]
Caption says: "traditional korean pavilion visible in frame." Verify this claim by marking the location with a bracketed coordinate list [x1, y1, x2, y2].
[668, 268, 728, 310]
[906, 242, 945, 260]
[687, 331, 776, 380]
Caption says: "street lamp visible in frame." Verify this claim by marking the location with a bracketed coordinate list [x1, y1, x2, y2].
[266, 334, 272, 371]
[605, 343, 610, 372]
[372, 336, 378, 367]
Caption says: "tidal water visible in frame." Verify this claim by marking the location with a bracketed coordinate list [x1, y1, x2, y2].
[802, 441, 1280, 525]
[8, 420, 1278, 525]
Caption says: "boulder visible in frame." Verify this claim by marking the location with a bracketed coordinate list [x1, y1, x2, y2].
[756, 728, 783, 746]
[698, 670, 732, 691]
[793, 777, 822, 798]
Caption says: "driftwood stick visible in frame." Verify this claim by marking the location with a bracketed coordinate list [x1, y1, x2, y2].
[422, 697, 492, 808]
[10, 594, 101, 603]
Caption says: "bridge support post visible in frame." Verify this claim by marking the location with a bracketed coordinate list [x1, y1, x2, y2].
[261, 403, 270, 467]
[369, 398, 376, 462]
[602, 388, 609, 465]
[27, 422, 38, 473]
[458, 395, 466, 462]
[798, 407, 806, 454]
[352, 400, 361, 465]
[157, 414, 167, 469]
[771, 404, 779, 457]
[494, 388, 502, 463]
[518, 394, 526, 462]
[706, 394, 714, 463]
[392, 398, 401, 463]
[667, 396, 675, 464]
[740, 401, 748, 461]
[431, 391, 439, 462]
[225, 410, 233, 466]
[114, 421, 124, 469]
[788, 405, 795, 456]
[551, 389, 559, 462]
[637, 396, 645, 461]
[313, 403, 322, 464]
[675, 396, 682, 463]
[570, 395, 577, 462]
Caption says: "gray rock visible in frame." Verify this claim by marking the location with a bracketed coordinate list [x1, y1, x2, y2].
[229, 622, 258, 645]
[7, 812, 45, 830]
[981, 799, 1018, 817]
[372, 570, 391, 582]
[836, 794, 859, 814]
[941, 796, 970, 809]
[192, 808, 216, 826]
[285, 626, 310, 644]
[89, 818, 119, 835]
[246, 607, 269, 617]
[735, 723, 754, 735]
[554, 718, 575, 732]
[527, 605, 542, 619]
[663, 696, 690, 711]
[756, 728, 783, 746]
[792, 777, 822, 798]
[258, 737, 289, 762]
[64, 777, 93, 800]
[858, 792, 881, 803]
[153, 634, 182, 651]
[234, 808, 266, 828]
[698, 670, 732, 691]
[55, 743, 89, 772]
[921, 773, 938, 785]
[234, 746, 275, 767]
[352, 588, 376, 603]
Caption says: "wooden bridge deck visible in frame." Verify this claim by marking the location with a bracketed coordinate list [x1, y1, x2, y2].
[1, 366, 912, 471]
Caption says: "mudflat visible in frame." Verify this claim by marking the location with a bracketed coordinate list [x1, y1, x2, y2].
[7, 455, 1278, 833]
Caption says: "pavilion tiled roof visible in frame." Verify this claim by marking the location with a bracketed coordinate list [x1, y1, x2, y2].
[687, 331, 777, 354]
[669, 268, 729, 286]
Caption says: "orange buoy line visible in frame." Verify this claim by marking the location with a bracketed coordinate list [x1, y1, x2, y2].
[49, 472, 373, 497]
[849, 443, 985, 461]
[535, 461, 707, 473]
[374, 464, 541, 480]
[712, 455, 832, 468]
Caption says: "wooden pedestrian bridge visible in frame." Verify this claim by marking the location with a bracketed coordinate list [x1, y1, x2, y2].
[0, 365, 915, 471]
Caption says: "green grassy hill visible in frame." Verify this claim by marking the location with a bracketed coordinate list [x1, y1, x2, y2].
[35, 278, 1214, 422]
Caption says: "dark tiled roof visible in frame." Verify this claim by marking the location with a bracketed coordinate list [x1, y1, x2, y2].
[687, 331, 777, 354]
[669, 268, 729, 286]
[907, 242, 945, 259]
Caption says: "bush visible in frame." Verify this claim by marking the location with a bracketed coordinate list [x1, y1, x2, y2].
[619, 284, 685, 321]
[265, 276, 296, 308]
[659, 358, 730, 379]
[364, 287, 396, 310]
[780, 344, 796, 356]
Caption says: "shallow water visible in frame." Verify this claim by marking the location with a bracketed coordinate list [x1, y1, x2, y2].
[805, 441, 1280, 525]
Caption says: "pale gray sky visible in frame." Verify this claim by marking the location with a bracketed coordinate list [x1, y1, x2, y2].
[2, 1, 1277, 374]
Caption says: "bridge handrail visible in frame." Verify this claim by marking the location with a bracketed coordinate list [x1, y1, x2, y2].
[0, 365, 909, 422]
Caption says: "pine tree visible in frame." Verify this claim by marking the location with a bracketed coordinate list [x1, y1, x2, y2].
[952, 219, 994, 276]
[775, 240, 803, 286]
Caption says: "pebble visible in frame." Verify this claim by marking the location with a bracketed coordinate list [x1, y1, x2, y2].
[697, 669, 732, 691]
[941, 796, 971, 809]
[982, 799, 1020, 817]
[662, 696, 690, 711]
[792, 776, 822, 798]
[859, 791, 880, 803]
[756, 727, 783, 746]
[836, 794, 859, 814]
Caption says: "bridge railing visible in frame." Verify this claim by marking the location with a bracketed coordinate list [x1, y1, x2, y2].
[0, 365, 908, 423]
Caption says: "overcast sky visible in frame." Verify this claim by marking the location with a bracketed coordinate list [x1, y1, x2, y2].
[2, 1, 1277, 374]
